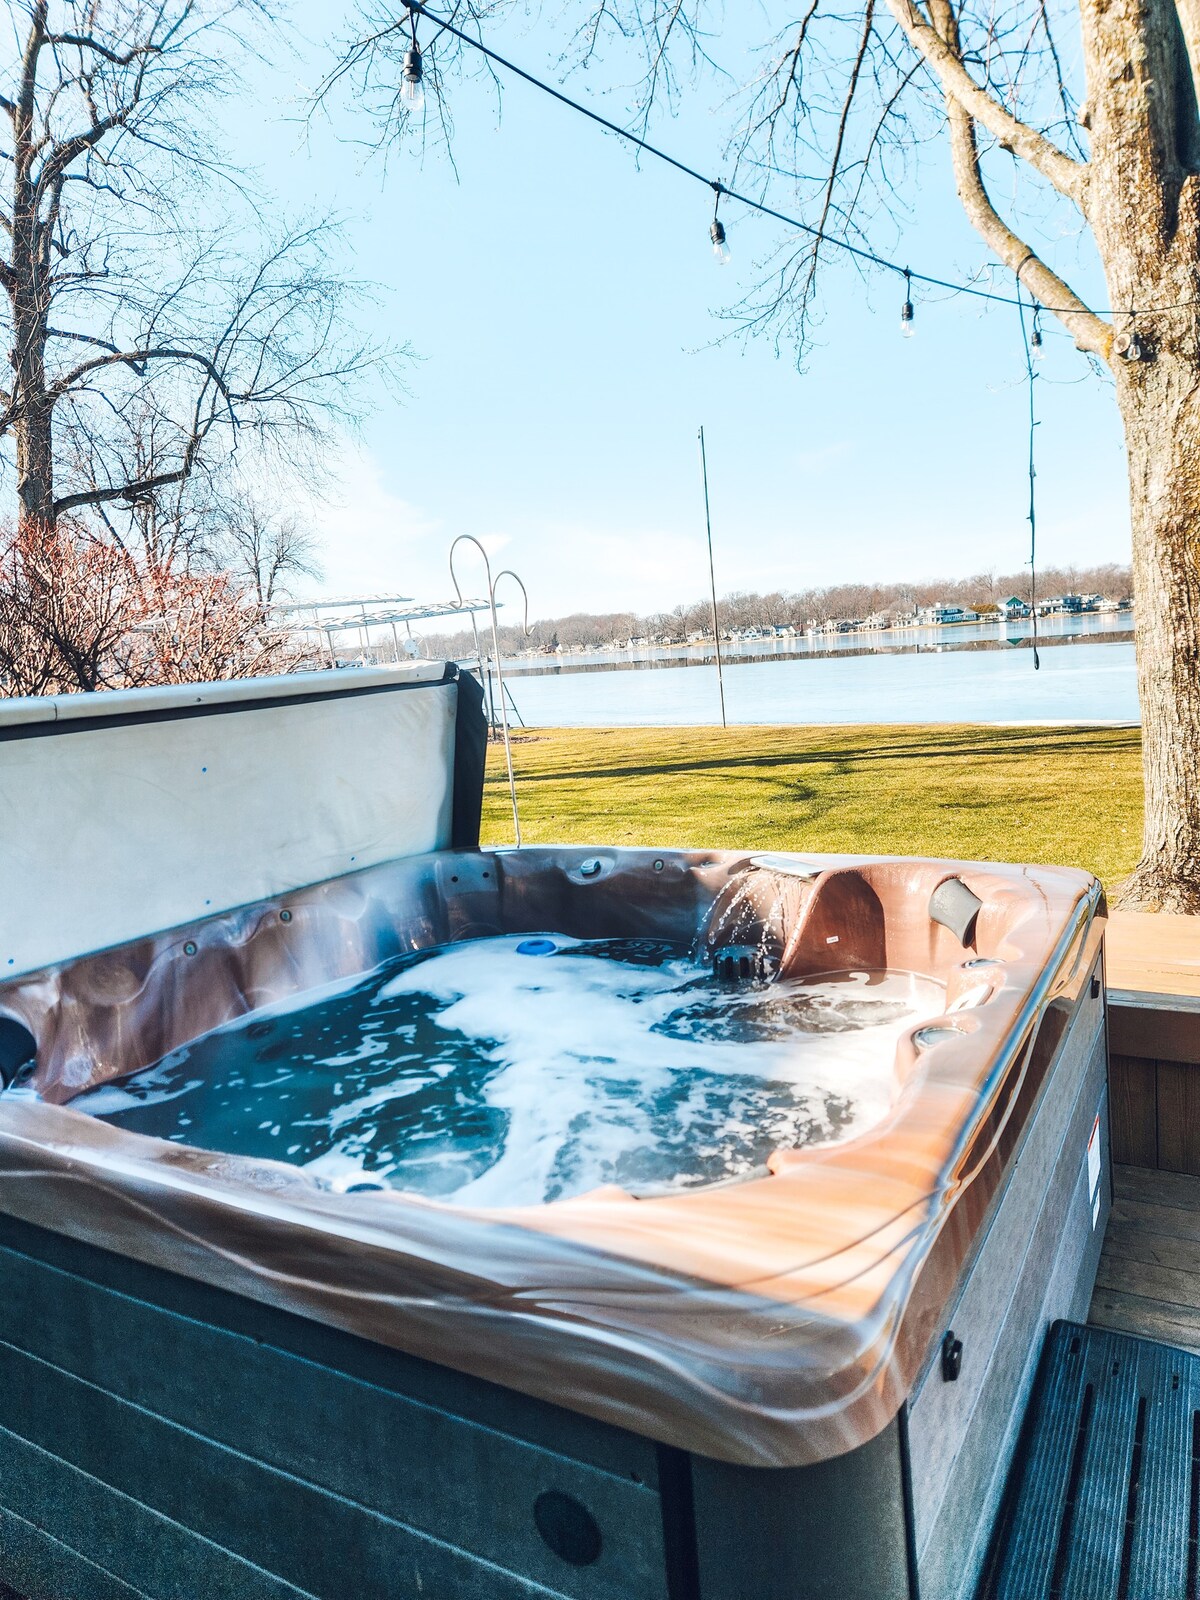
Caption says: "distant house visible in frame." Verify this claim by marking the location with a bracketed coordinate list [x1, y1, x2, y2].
[999, 596, 1031, 618]
[918, 604, 980, 625]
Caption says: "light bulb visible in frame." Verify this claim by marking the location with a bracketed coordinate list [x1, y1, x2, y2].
[402, 46, 424, 113]
[710, 217, 731, 265]
[900, 299, 915, 337]
[1030, 326, 1045, 360]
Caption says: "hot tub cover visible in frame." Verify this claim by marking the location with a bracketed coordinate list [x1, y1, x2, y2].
[0, 842, 1103, 1468]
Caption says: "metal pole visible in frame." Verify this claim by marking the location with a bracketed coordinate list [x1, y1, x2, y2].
[698, 426, 728, 728]
[449, 536, 527, 847]
[469, 613, 493, 735]
[484, 590, 521, 846]
[503, 677, 526, 729]
[486, 665, 497, 734]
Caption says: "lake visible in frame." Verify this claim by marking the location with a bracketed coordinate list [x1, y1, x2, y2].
[497, 638, 1139, 726]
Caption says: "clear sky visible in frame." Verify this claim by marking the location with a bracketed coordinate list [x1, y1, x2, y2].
[228, 3, 1130, 620]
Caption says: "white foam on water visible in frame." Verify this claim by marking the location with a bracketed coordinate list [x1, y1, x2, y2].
[354, 936, 945, 1206]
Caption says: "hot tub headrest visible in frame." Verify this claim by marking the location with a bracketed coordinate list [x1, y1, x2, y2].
[929, 876, 983, 948]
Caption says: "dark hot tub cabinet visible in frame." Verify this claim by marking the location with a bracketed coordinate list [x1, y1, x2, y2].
[0, 666, 1108, 1600]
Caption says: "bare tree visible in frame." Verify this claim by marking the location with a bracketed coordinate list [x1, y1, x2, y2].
[217, 497, 323, 606]
[330, 0, 1200, 909]
[0, 2, 385, 535]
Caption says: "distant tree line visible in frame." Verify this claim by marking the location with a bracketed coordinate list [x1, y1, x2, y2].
[417, 563, 1133, 657]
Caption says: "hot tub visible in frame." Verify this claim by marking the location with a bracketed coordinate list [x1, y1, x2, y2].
[0, 670, 1107, 1600]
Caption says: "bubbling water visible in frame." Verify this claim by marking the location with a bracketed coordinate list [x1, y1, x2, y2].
[68, 934, 947, 1207]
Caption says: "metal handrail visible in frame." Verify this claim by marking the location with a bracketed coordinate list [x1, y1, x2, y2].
[448, 536, 531, 846]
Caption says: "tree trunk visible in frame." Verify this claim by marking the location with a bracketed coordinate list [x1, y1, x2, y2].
[1075, 0, 1200, 908]
[7, 0, 55, 533]
[1113, 348, 1200, 909]
[9, 204, 56, 529]
[13, 394, 55, 531]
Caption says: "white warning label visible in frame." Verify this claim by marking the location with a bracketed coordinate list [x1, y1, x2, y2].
[1087, 1113, 1102, 1228]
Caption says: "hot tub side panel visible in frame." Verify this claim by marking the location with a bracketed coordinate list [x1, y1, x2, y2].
[905, 950, 1109, 1600]
[0, 1205, 920, 1600]
[0, 1210, 678, 1600]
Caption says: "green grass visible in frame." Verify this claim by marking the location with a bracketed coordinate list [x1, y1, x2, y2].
[482, 724, 1143, 887]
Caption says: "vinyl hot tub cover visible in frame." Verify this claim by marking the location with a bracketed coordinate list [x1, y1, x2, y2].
[0, 843, 1103, 1469]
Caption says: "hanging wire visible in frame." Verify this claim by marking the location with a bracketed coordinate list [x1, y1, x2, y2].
[395, 0, 1199, 320]
[1016, 288, 1041, 671]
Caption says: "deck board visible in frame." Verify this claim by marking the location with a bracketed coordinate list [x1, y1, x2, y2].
[1107, 910, 1200, 1000]
[1089, 1164, 1200, 1350]
[1109, 1193, 1200, 1242]
[1112, 1163, 1200, 1207]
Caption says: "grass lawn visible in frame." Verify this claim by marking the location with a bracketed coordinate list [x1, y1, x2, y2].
[482, 724, 1143, 888]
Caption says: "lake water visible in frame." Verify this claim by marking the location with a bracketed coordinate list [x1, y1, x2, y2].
[499, 639, 1138, 726]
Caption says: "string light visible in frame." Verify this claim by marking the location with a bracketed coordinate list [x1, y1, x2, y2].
[1114, 325, 1147, 361]
[401, 7, 425, 113]
[901, 269, 915, 337]
[1030, 309, 1044, 360]
[710, 185, 731, 265]
[394, 0, 1198, 326]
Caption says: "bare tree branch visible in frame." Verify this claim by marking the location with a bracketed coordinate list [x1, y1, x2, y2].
[922, 0, 1110, 354]
[45, 34, 165, 69]
[883, 0, 1086, 202]
[49, 344, 234, 401]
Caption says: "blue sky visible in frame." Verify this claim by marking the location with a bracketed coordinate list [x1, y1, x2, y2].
[232, 3, 1129, 618]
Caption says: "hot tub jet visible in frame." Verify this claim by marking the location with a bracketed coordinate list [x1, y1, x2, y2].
[712, 943, 775, 985]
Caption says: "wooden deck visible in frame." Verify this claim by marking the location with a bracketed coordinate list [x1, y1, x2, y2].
[1107, 908, 1200, 1000]
[1104, 912, 1200, 1176]
[1089, 1163, 1200, 1352]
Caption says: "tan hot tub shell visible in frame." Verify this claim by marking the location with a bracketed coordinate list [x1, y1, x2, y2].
[0, 843, 1104, 1469]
